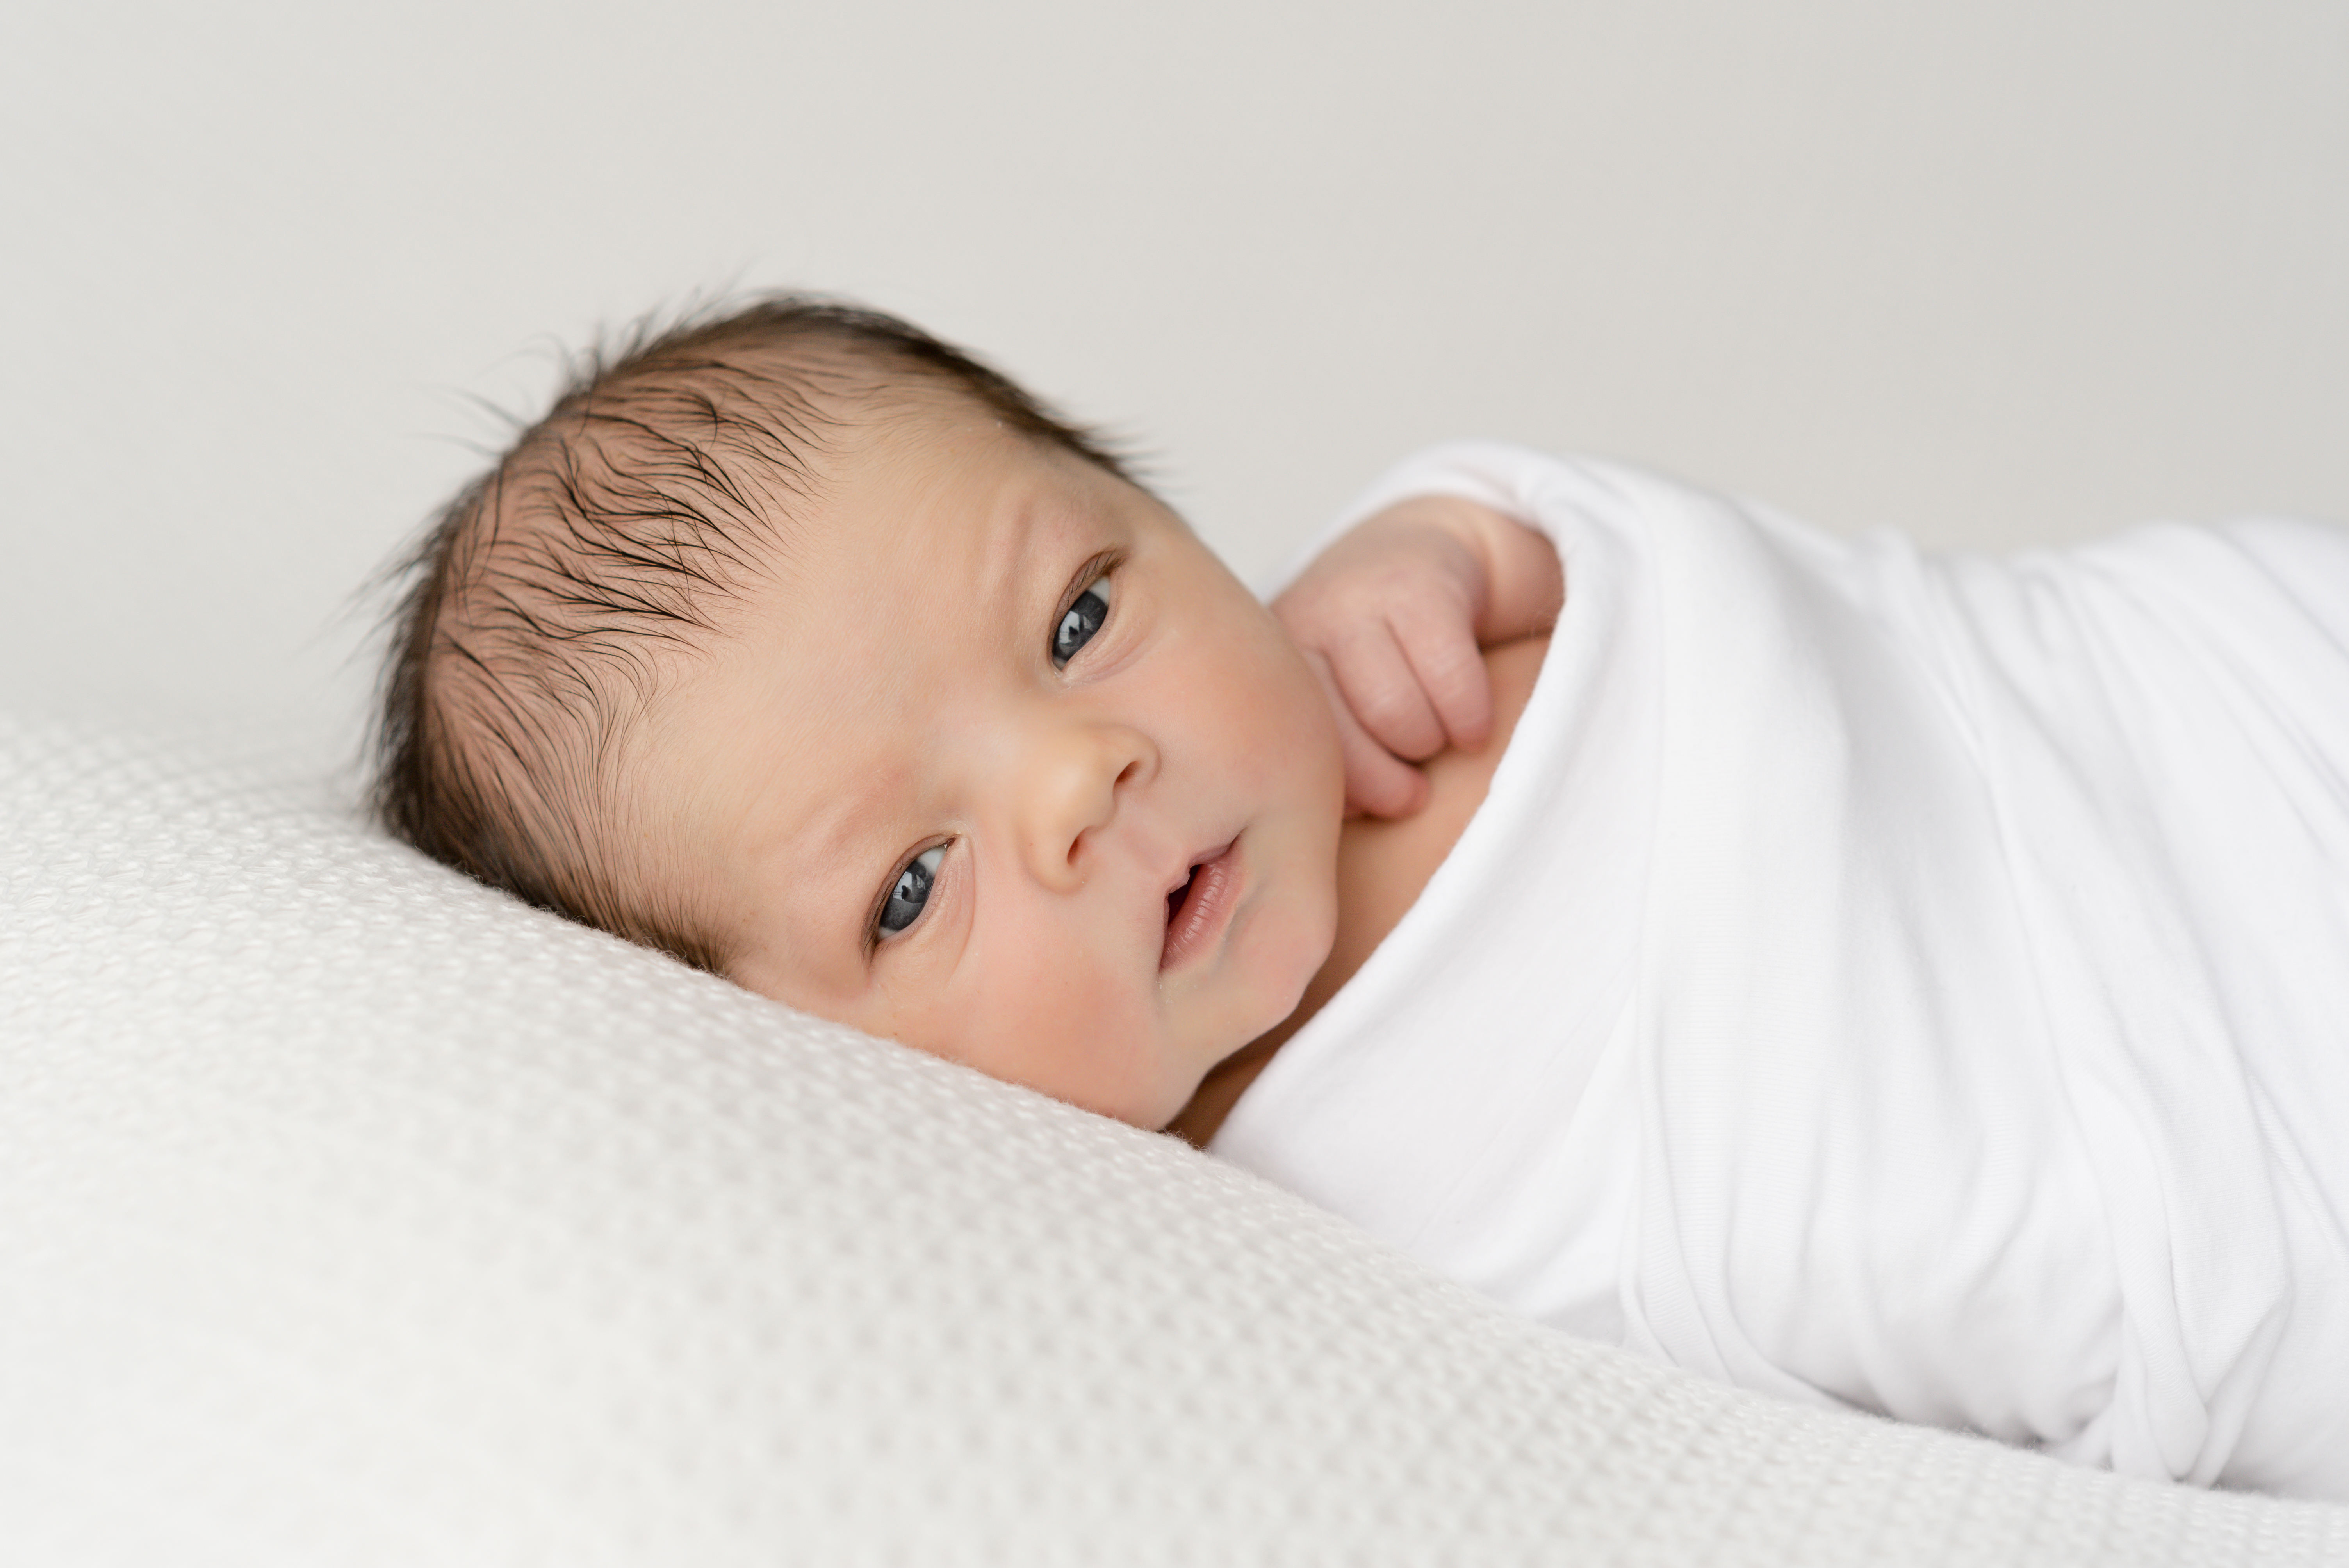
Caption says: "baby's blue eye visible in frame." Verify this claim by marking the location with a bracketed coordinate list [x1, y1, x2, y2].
[877, 845, 945, 937]
[1053, 579, 1110, 667]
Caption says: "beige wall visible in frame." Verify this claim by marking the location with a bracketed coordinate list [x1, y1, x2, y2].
[3, 0, 2343, 752]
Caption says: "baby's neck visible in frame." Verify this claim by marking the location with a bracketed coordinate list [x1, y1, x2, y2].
[1167, 632, 1552, 1145]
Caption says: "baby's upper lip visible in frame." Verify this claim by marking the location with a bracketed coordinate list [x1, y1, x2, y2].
[1161, 837, 1234, 906]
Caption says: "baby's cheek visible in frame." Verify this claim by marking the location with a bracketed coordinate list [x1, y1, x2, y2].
[1233, 618, 1338, 757]
[959, 909, 1166, 1121]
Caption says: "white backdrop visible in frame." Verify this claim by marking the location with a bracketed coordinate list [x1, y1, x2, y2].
[4, 0, 2344, 763]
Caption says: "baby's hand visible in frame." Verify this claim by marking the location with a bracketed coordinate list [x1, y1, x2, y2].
[1275, 495, 1562, 818]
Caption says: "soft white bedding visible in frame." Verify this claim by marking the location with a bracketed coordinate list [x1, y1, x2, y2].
[4, 711, 2347, 1564]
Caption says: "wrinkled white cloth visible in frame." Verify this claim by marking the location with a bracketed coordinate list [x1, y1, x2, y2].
[1214, 443, 2349, 1499]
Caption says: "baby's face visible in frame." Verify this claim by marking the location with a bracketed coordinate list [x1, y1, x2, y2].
[644, 398, 1345, 1128]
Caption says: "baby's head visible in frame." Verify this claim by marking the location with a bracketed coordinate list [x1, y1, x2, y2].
[376, 298, 1343, 1128]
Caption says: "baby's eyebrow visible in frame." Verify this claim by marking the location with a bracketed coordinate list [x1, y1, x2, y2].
[753, 805, 893, 979]
[962, 492, 1046, 615]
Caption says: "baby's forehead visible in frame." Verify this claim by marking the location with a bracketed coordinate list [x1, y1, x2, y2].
[637, 408, 1119, 791]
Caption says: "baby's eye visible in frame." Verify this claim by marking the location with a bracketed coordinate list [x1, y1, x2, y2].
[1052, 577, 1111, 668]
[877, 845, 945, 938]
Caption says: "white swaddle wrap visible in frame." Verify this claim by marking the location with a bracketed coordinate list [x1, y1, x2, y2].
[1213, 444, 2349, 1499]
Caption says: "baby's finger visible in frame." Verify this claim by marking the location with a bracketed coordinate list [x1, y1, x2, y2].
[1329, 625, 1448, 763]
[1392, 604, 1494, 752]
[1333, 692, 1430, 819]
[1303, 647, 1428, 819]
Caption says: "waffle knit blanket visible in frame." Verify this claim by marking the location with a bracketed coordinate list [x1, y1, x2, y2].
[5, 700, 2349, 1559]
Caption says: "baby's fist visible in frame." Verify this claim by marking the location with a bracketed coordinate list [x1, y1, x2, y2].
[1274, 497, 1502, 819]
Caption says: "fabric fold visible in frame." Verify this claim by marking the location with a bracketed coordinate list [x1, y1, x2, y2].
[1216, 444, 2349, 1498]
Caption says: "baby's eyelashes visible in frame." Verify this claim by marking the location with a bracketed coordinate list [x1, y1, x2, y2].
[877, 844, 946, 938]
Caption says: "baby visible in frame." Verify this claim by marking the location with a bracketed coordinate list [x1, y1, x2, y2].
[377, 296, 2349, 1500]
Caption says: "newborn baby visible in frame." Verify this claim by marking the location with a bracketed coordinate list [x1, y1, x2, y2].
[376, 297, 1531, 1130]
[377, 296, 2349, 1499]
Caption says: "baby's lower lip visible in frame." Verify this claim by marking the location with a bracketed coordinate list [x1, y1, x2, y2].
[1160, 839, 1239, 972]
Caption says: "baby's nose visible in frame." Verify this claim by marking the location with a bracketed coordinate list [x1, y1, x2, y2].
[1014, 722, 1157, 891]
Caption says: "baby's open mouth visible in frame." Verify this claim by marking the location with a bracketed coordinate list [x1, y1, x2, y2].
[1160, 839, 1238, 971]
[1166, 871, 1194, 928]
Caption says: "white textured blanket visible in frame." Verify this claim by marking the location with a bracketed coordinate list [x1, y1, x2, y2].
[1220, 445, 2349, 1501]
[5, 713, 2349, 1562]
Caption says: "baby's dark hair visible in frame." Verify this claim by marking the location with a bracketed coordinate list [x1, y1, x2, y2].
[371, 294, 1134, 971]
